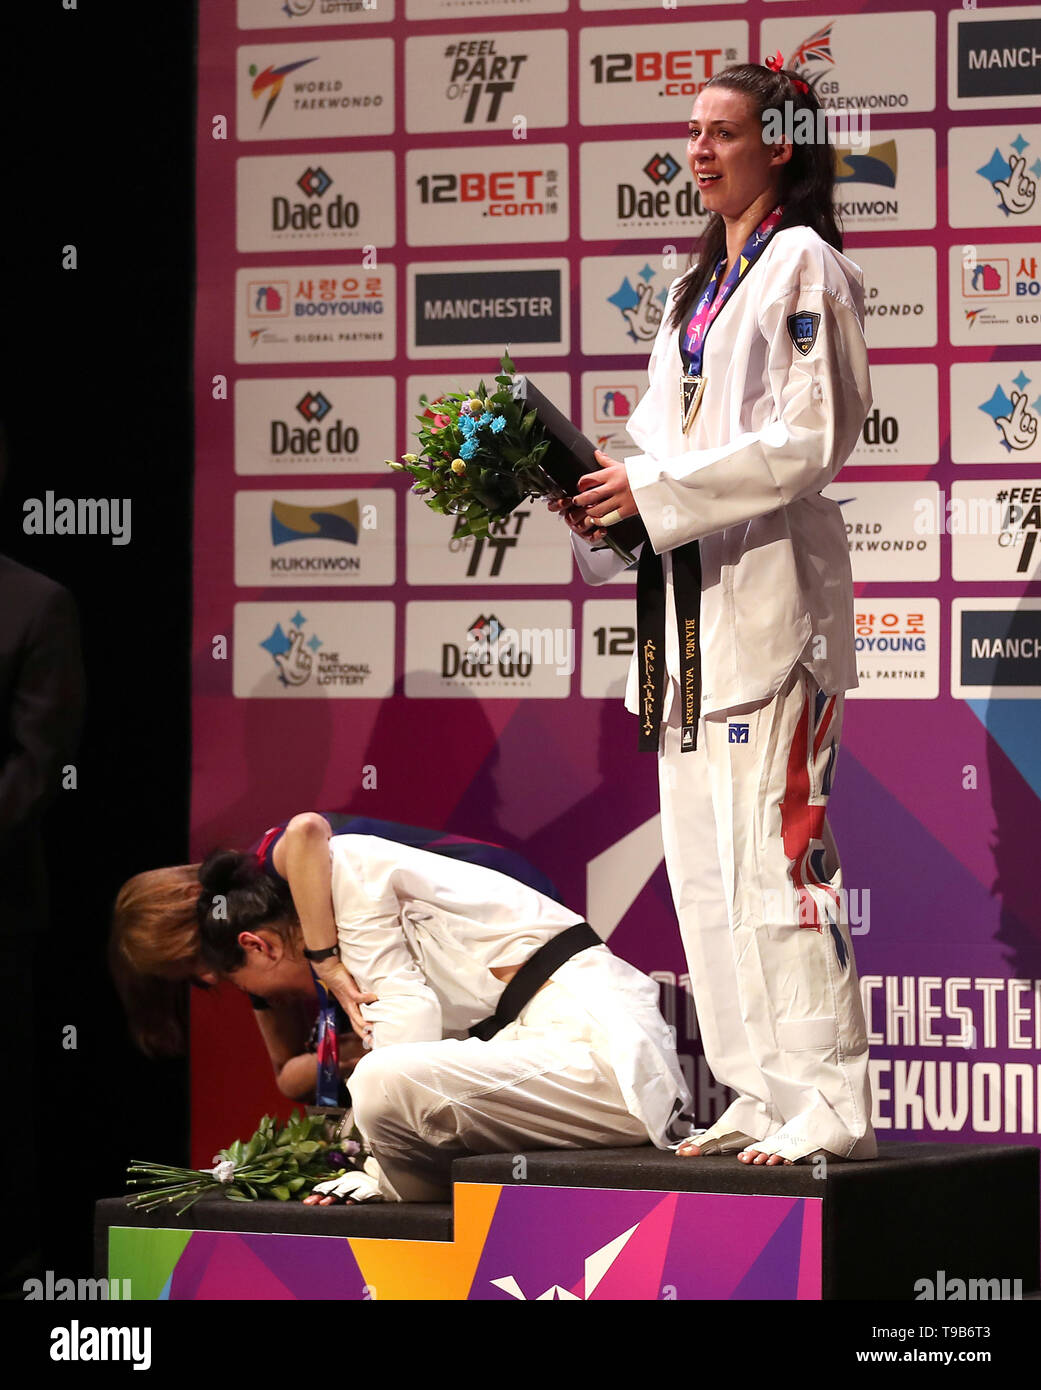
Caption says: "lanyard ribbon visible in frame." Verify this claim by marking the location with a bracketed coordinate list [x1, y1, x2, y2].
[637, 205, 785, 753]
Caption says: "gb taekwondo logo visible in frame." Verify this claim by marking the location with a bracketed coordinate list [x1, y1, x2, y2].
[442, 39, 528, 124]
[607, 263, 670, 344]
[975, 133, 1039, 220]
[978, 370, 1040, 454]
[250, 57, 318, 128]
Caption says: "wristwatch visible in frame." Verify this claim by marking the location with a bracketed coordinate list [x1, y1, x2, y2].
[303, 943, 340, 963]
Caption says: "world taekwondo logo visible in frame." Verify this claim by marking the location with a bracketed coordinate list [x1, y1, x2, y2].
[249, 57, 318, 129]
[975, 133, 1039, 220]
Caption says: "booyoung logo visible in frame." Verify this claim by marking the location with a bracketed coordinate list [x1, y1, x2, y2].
[950, 363, 1041, 465]
[235, 375, 395, 475]
[235, 264, 395, 363]
[949, 244, 1041, 345]
[407, 259, 568, 358]
[237, 41, 394, 141]
[952, 599, 1041, 699]
[235, 489, 396, 586]
[234, 602, 395, 699]
[579, 140, 708, 240]
[847, 599, 939, 700]
[405, 31, 567, 133]
[237, 152, 395, 251]
[405, 146, 568, 246]
[763, 12, 936, 114]
[948, 6, 1041, 111]
[581, 374, 648, 471]
[405, 601, 574, 696]
[579, 23, 748, 127]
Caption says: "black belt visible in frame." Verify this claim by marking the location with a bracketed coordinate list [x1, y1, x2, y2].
[636, 539, 702, 753]
[468, 922, 601, 1041]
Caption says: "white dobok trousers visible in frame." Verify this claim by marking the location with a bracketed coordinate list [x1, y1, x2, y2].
[349, 963, 651, 1202]
[657, 662, 877, 1159]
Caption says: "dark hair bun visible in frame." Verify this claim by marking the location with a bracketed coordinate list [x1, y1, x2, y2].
[198, 848, 261, 898]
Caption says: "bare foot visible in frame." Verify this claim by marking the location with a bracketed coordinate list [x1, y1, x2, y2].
[738, 1148, 789, 1166]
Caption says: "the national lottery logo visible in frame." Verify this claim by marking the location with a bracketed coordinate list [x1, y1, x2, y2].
[607, 264, 670, 344]
[259, 609, 327, 688]
[975, 133, 1039, 220]
[441, 38, 528, 124]
[258, 609, 371, 690]
[977, 370, 1041, 453]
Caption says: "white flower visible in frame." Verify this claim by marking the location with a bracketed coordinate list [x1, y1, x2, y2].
[208, 1159, 237, 1183]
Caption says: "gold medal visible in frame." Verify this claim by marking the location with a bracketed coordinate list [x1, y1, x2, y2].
[681, 374, 705, 434]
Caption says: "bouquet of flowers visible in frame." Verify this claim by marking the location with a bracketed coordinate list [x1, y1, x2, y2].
[126, 1110, 365, 1215]
[387, 352, 640, 564]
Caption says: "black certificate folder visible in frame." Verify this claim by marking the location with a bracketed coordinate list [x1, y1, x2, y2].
[509, 374, 649, 559]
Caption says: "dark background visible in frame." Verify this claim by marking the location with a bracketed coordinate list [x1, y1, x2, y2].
[1, 4, 194, 1286]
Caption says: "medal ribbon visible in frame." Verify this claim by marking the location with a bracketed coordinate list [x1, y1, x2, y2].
[638, 204, 785, 753]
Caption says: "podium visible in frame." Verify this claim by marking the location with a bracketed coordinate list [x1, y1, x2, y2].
[96, 1141, 1039, 1300]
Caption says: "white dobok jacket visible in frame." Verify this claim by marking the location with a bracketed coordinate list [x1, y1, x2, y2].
[575, 225, 872, 718]
[329, 835, 692, 1147]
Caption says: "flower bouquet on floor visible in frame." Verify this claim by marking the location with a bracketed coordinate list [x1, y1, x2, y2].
[388, 352, 647, 566]
[126, 1109, 366, 1215]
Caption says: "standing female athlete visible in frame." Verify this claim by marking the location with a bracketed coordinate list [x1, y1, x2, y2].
[556, 59, 876, 1166]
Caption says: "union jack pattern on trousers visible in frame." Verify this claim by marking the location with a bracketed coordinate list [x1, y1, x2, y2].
[780, 687, 842, 944]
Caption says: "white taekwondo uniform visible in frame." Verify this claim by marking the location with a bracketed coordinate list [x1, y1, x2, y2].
[330, 835, 694, 1200]
[574, 225, 877, 1160]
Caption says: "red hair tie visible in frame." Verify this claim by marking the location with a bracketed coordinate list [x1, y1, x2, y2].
[792, 78, 809, 95]
[764, 50, 784, 73]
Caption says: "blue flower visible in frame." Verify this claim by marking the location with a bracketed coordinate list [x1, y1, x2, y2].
[477, 412, 494, 427]
[459, 438, 478, 459]
[459, 415, 476, 437]
[489, 415, 506, 434]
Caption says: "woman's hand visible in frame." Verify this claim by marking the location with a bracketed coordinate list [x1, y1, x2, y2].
[575, 450, 638, 539]
[547, 494, 598, 546]
[312, 957, 376, 1044]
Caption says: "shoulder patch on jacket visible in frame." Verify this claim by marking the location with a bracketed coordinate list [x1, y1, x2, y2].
[787, 310, 821, 355]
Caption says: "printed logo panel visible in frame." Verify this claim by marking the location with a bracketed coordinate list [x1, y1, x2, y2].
[581, 600, 636, 699]
[581, 0, 744, 8]
[951, 482, 1041, 583]
[236, 153, 395, 252]
[581, 372, 648, 463]
[847, 363, 938, 466]
[407, 260, 569, 358]
[833, 130, 936, 233]
[950, 361, 1041, 465]
[948, 6, 1041, 111]
[237, 40, 394, 141]
[404, 31, 568, 134]
[579, 140, 709, 242]
[952, 599, 1041, 698]
[947, 124, 1041, 229]
[234, 601, 395, 699]
[823, 482, 940, 583]
[404, 146, 569, 247]
[405, 491, 574, 586]
[579, 22, 749, 127]
[948, 243, 1041, 346]
[235, 489, 396, 586]
[238, 0, 393, 28]
[234, 265, 395, 363]
[406, 0, 567, 16]
[235, 377, 396, 476]
[405, 601, 574, 698]
[851, 247, 937, 349]
[762, 11, 936, 113]
[847, 598, 940, 701]
[581, 255, 676, 356]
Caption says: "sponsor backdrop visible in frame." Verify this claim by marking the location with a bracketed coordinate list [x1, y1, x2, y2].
[192, 0, 1041, 1166]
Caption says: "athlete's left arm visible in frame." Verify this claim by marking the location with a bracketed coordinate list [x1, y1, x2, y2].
[622, 249, 872, 551]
